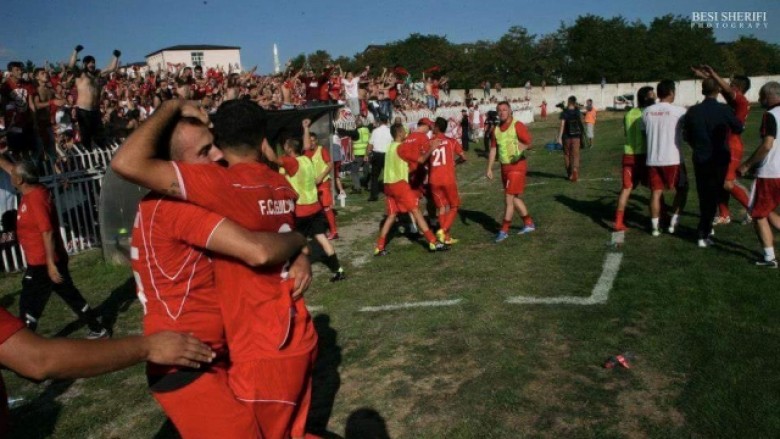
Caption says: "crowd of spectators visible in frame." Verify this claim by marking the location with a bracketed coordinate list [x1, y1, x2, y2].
[1, 47, 536, 168]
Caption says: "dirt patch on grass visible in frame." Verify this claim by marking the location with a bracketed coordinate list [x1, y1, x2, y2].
[336, 338, 484, 438]
[613, 368, 687, 438]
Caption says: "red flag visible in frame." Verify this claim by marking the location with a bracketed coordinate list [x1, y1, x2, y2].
[393, 65, 409, 76]
[424, 65, 440, 73]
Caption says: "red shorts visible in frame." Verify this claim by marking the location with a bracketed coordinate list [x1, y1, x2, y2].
[229, 350, 316, 439]
[384, 181, 419, 214]
[317, 182, 334, 208]
[333, 161, 342, 177]
[648, 165, 682, 190]
[430, 184, 460, 209]
[152, 367, 258, 439]
[726, 145, 744, 181]
[750, 178, 780, 218]
[501, 161, 528, 195]
[622, 154, 648, 189]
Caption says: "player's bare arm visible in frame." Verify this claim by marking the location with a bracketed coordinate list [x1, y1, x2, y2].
[112, 99, 199, 197]
[739, 135, 775, 175]
[0, 329, 213, 382]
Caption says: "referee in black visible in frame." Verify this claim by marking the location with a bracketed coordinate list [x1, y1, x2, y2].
[683, 78, 744, 247]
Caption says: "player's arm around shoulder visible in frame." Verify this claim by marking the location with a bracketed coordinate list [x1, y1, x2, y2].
[112, 100, 201, 198]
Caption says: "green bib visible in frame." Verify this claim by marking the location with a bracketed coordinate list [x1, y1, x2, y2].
[623, 108, 646, 156]
[383, 141, 409, 184]
[494, 120, 524, 165]
[353, 127, 370, 157]
[310, 146, 330, 182]
[285, 156, 318, 205]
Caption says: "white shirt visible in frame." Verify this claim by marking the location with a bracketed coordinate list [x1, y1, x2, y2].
[643, 102, 686, 166]
[342, 78, 360, 99]
[369, 124, 393, 153]
[757, 107, 780, 178]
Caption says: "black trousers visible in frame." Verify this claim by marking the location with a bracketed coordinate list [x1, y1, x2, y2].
[76, 108, 103, 149]
[369, 152, 385, 199]
[19, 261, 102, 332]
[693, 159, 728, 239]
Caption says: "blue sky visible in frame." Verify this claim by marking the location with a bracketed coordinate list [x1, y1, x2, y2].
[1, 0, 777, 74]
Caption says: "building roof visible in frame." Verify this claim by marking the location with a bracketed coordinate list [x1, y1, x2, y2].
[146, 45, 241, 58]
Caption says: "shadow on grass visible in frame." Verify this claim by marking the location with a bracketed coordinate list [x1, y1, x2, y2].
[152, 419, 179, 439]
[527, 170, 568, 181]
[0, 289, 20, 309]
[554, 194, 615, 232]
[55, 276, 136, 338]
[308, 314, 343, 438]
[344, 408, 390, 439]
[458, 209, 501, 234]
[9, 379, 74, 439]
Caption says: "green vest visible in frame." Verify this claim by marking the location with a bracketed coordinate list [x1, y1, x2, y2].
[494, 119, 524, 165]
[285, 156, 318, 206]
[354, 127, 370, 157]
[623, 108, 645, 156]
[383, 141, 408, 184]
[310, 146, 330, 182]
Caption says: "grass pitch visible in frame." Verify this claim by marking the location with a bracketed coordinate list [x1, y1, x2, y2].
[2, 107, 778, 438]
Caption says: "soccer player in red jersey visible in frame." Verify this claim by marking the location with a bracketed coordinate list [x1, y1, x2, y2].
[373, 123, 447, 255]
[266, 119, 346, 282]
[130, 114, 311, 438]
[421, 117, 466, 244]
[304, 131, 339, 239]
[113, 99, 320, 439]
[692, 65, 752, 225]
[486, 101, 536, 243]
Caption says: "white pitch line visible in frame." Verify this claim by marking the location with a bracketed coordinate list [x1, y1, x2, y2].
[506, 252, 623, 305]
[359, 298, 463, 312]
[307, 305, 324, 312]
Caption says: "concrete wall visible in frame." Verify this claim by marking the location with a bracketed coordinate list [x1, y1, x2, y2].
[443, 75, 780, 115]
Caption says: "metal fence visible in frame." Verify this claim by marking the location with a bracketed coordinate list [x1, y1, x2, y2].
[0, 142, 120, 273]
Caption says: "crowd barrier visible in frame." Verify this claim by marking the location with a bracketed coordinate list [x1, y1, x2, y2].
[1, 142, 120, 273]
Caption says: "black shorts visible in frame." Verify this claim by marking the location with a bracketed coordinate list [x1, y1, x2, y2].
[295, 211, 328, 238]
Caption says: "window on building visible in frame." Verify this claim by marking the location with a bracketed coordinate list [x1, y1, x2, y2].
[191, 52, 204, 66]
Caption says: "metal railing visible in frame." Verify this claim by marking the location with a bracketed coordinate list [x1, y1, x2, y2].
[1, 142, 120, 273]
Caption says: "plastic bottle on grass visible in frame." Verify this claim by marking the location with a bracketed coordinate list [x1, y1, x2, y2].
[604, 352, 635, 369]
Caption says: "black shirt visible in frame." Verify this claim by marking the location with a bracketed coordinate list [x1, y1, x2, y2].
[683, 97, 744, 164]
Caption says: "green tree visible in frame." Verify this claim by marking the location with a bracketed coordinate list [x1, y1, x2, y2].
[722, 36, 780, 76]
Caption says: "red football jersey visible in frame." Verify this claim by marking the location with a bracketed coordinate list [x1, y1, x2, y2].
[16, 186, 66, 266]
[428, 133, 463, 186]
[172, 161, 317, 361]
[131, 194, 227, 375]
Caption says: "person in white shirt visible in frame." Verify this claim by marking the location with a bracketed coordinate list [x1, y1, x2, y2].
[643, 79, 689, 236]
[366, 116, 393, 201]
[738, 81, 780, 268]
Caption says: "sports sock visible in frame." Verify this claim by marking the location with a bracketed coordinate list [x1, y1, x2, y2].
[324, 254, 342, 273]
[718, 201, 730, 218]
[731, 185, 750, 209]
[443, 209, 458, 232]
[522, 215, 533, 226]
[501, 219, 511, 233]
[651, 217, 659, 229]
[615, 209, 625, 226]
[437, 214, 446, 231]
[376, 236, 386, 250]
[670, 214, 679, 227]
[765, 247, 776, 262]
[324, 208, 338, 234]
[423, 229, 437, 244]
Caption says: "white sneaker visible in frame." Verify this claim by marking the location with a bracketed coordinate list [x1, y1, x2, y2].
[668, 223, 677, 234]
[697, 238, 714, 248]
[712, 216, 731, 226]
[651, 228, 661, 237]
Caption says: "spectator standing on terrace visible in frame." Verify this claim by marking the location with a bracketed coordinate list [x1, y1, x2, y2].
[30, 68, 58, 162]
[66, 45, 121, 149]
[460, 109, 470, 151]
[683, 78, 744, 248]
[0, 155, 108, 338]
[739, 81, 780, 268]
[483, 80, 491, 98]
[1, 62, 36, 158]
